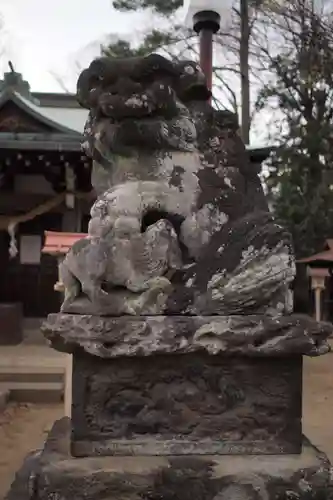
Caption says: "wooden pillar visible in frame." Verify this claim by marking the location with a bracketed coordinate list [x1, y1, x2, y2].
[307, 267, 329, 322]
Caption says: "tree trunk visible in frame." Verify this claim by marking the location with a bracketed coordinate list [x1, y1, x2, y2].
[240, 0, 250, 144]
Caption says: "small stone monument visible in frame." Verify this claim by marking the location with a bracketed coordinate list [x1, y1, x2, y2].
[7, 54, 333, 500]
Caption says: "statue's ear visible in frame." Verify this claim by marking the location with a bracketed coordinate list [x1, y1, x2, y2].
[77, 57, 123, 108]
[181, 83, 211, 102]
[76, 57, 117, 109]
[174, 60, 211, 102]
[77, 69, 97, 109]
[89, 57, 120, 84]
[214, 110, 239, 130]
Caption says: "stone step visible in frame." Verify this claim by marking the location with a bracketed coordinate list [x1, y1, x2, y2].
[0, 382, 63, 403]
[0, 345, 68, 404]
[0, 365, 65, 375]
[0, 365, 64, 385]
[0, 382, 63, 391]
[0, 363, 65, 403]
[0, 372, 63, 383]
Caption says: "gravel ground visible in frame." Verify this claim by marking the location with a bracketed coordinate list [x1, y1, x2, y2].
[0, 403, 63, 499]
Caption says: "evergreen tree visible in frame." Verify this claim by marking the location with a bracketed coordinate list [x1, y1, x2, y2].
[113, 0, 182, 14]
[257, 0, 333, 257]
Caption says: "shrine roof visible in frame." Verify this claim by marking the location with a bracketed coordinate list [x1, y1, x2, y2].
[42, 231, 88, 255]
[298, 251, 333, 264]
[0, 89, 87, 135]
[34, 105, 88, 134]
[0, 67, 88, 140]
[297, 239, 333, 264]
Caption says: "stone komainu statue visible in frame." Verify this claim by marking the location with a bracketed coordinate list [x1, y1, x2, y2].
[60, 53, 295, 317]
[8, 54, 333, 500]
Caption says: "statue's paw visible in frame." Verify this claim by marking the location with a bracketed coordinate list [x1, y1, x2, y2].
[123, 304, 138, 316]
[146, 276, 172, 290]
[165, 269, 177, 281]
[125, 280, 150, 293]
[60, 298, 75, 313]
[90, 288, 110, 306]
[124, 276, 172, 315]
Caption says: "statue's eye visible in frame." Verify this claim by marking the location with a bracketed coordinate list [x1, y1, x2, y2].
[184, 65, 195, 75]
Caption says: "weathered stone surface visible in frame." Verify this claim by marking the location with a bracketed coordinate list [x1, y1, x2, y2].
[6, 419, 333, 500]
[71, 352, 302, 456]
[42, 313, 332, 358]
[58, 53, 295, 317]
[5, 419, 70, 500]
[5, 450, 42, 500]
[182, 76, 269, 219]
[170, 210, 295, 316]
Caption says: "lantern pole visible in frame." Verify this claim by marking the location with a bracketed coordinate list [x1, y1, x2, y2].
[193, 9, 221, 93]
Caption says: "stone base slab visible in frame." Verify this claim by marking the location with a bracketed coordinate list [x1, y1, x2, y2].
[72, 436, 299, 458]
[6, 419, 333, 500]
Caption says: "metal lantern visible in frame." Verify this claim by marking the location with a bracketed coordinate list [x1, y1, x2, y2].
[184, 0, 233, 29]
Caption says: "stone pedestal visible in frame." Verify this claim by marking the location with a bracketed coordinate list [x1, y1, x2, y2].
[5, 313, 333, 499]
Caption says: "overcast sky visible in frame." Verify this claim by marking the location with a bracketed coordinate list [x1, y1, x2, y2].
[1, 0, 142, 92]
[0, 0, 299, 146]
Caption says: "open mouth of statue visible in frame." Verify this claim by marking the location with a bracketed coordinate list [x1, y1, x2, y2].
[141, 209, 184, 235]
[140, 209, 190, 265]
